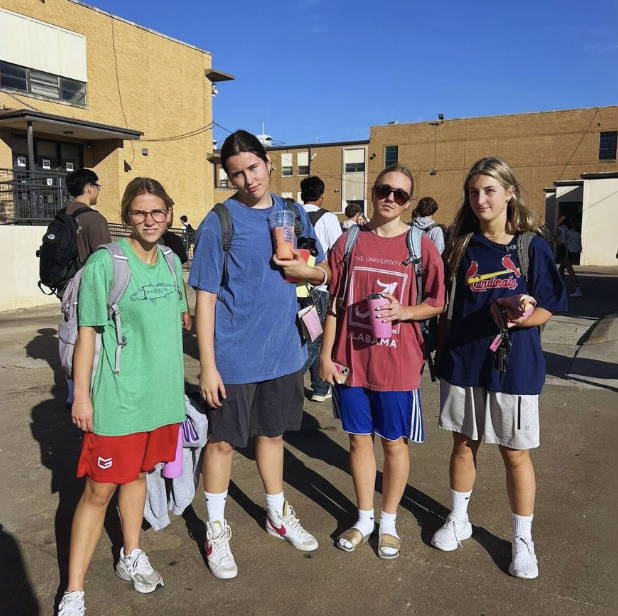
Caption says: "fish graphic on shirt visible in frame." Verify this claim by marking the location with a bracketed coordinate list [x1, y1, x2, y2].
[130, 283, 177, 302]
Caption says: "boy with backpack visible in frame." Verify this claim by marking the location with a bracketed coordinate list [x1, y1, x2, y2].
[555, 213, 583, 297]
[410, 196, 445, 255]
[301, 176, 342, 402]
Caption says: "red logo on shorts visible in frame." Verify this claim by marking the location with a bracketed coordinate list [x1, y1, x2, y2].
[97, 456, 112, 470]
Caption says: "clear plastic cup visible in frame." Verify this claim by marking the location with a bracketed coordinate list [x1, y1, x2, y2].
[267, 210, 296, 260]
[367, 293, 392, 339]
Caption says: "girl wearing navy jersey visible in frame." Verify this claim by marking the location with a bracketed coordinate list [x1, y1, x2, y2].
[432, 158, 566, 579]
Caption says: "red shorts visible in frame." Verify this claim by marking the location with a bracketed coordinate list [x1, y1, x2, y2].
[77, 423, 181, 484]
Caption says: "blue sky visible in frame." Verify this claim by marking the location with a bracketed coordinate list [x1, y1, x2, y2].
[86, 0, 617, 146]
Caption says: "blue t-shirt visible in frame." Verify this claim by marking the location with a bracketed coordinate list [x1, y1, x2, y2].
[188, 194, 326, 384]
[440, 232, 567, 395]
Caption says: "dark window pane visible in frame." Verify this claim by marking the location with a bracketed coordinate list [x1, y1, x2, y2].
[282, 167, 293, 176]
[599, 131, 617, 161]
[345, 162, 365, 173]
[385, 146, 398, 166]
[61, 78, 87, 104]
[0, 61, 27, 91]
[298, 165, 309, 176]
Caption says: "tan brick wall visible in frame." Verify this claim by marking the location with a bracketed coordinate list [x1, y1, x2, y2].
[369, 107, 618, 225]
[0, 0, 216, 224]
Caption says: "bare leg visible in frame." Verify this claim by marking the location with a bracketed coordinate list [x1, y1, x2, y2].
[449, 432, 481, 492]
[255, 435, 284, 495]
[560, 259, 579, 288]
[66, 478, 117, 591]
[499, 447, 536, 516]
[380, 437, 410, 514]
[349, 434, 376, 511]
[203, 440, 234, 493]
[117, 473, 147, 554]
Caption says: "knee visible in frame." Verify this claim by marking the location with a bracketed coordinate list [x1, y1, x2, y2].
[381, 437, 408, 456]
[349, 434, 373, 454]
[83, 481, 116, 508]
[207, 440, 235, 456]
[500, 448, 531, 469]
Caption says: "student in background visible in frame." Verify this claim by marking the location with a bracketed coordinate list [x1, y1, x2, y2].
[410, 196, 445, 254]
[300, 175, 342, 402]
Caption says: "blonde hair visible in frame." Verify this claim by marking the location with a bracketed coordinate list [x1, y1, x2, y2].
[120, 177, 174, 225]
[373, 163, 414, 196]
[443, 157, 548, 282]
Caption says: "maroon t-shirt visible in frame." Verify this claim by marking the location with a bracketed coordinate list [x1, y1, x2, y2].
[328, 227, 445, 391]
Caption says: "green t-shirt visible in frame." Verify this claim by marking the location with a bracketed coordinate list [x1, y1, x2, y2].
[78, 238, 187, 436]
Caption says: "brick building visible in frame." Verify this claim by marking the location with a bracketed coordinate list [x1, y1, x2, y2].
[0, 0, 232, 224]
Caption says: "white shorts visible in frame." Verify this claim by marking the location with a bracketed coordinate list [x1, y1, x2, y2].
[439, 380, 539, 450]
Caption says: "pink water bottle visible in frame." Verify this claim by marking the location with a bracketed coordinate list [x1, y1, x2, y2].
[367, 293, 392, 339]
[162, 424, 183, 479]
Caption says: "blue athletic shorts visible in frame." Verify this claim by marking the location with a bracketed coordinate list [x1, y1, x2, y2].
[333, 385, 424, 442]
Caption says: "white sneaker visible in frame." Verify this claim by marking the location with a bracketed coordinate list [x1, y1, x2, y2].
[115, 547, 164, 593]
[569, 289, 583, 297]
[266, 500, 318, 551]
[311, 390, 332, 402]
[509, 536, 539, 579]
[431, 513, 473, 551]
[58, 590, 85, 616]
[206, 520, 238, 579]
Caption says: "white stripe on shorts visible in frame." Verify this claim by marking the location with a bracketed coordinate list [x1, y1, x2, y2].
[409, 388, 424, 443]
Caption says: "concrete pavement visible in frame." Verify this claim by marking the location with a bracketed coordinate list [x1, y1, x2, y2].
[1, 266, 616, 616]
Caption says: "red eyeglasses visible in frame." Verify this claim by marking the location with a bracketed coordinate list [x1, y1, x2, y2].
[373, 184, 410, 206]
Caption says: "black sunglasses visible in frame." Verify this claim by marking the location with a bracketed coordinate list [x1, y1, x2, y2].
[373, 184, 410, 206]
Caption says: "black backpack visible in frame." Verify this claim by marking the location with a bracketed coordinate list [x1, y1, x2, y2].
[308, 208, 329, 227]
[36, 206, 93, 296]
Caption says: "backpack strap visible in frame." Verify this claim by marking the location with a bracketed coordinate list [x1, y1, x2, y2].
[283, 198, 303, 237]
[424, 222, 437, 233]
[71, 206, 94, 218]
[159, 245, 182, 299]
[212, 202, 232, 285]
[516, 231, 535, 284]
[308, 207, 328, 227]
[98, 243, 131, 375]
[337, 224, 361, 309]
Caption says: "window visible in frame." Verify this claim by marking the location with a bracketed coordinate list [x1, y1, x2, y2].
[0, 62, 27, 91]
[281, 153, 293, 176]
[297, 152, 309, 176]
[345, 162, 365, 173]
[599, 131, 617, 161]
[0, 61, 87, 105]
[218, 166, 229, 188]
[385, 146, 398, 166]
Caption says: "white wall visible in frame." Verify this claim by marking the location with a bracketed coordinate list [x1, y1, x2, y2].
[0, 226, 59, 311]
[581, 178, 618, 266]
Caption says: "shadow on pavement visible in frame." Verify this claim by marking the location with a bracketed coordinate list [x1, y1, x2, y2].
[0, 524, 40, 616]
[28, 329, 124, 613]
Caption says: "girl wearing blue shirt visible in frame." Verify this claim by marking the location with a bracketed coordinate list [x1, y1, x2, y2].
[432, 158, 566, 580]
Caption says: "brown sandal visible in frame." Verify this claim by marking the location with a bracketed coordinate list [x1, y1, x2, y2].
[336, 527, 371, 553]
[378, 533, 401, 559]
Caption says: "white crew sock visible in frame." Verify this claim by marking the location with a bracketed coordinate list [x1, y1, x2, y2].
[265, 491, 285, 516]
[379, 510, 399, 538]
[512, 512, 533, 540]
[204, 490, 227, 524]
[451, 488, 473, 521]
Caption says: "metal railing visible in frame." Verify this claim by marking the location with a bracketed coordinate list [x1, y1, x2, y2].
[0, 168, 70, 224]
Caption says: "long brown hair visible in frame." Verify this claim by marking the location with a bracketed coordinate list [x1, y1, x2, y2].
[443, 157, 548, 282]
[121, 177, 174, 225]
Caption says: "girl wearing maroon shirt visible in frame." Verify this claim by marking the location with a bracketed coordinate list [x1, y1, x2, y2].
[320, 164, 444, 559]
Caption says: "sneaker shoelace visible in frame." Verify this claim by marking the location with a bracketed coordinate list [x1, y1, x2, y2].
[444, 517, 465, 548]
[514, 537, 537, 564]
[210, 525, 235, 565]
[128, 551, 154, 575]
[59, 593, 85, 616]
[281, 506, 309, 537]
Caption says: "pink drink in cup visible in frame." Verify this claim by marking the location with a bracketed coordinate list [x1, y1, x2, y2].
[367, 293, 392, 339]
[268, 210, 296, 260]
[162, 424, 183, 479]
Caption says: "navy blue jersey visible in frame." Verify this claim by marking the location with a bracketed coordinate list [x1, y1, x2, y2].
[440, 232, 567, 395]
